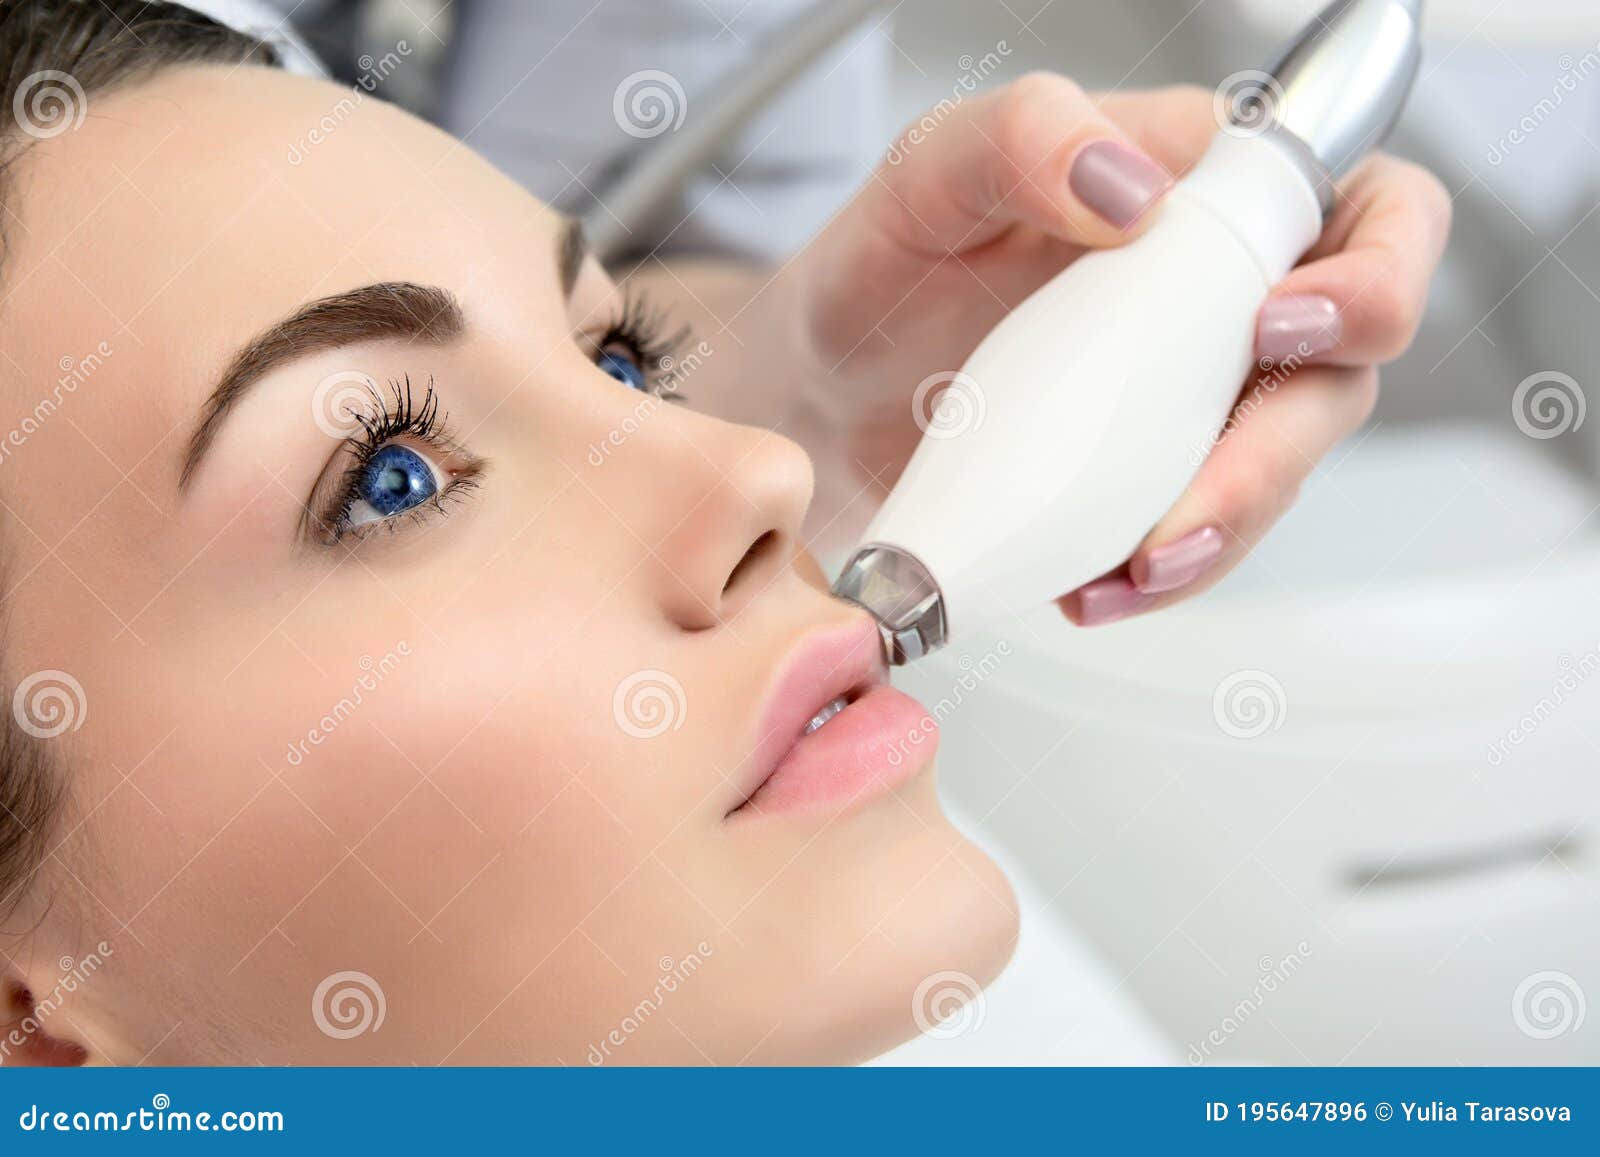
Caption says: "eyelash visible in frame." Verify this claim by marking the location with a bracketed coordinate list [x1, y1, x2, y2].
[590, 288, 693, 400]
[307, 294, 689, 546]
[306, 375, 479, 546]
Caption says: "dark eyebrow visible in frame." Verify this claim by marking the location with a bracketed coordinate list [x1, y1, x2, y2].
[178, 282, 463, 491]
[179, 219, 586, 493]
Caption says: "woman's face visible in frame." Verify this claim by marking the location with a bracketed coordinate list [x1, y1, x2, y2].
[0, 65, 1014, 1064]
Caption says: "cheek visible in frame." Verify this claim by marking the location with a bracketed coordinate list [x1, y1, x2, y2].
[74, 626, 657, 1057]
[268, 609, 703, 925]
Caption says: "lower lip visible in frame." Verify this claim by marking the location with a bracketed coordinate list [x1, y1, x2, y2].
[736, 685, 938, 818]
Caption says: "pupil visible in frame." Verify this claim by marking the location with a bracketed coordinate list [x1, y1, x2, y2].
[360, 444, 436, 518]
[602, 351, 645, 390]
[380, 466, 409, 496]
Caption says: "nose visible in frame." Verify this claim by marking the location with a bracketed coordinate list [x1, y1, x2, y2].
[620, 408, 814, 631]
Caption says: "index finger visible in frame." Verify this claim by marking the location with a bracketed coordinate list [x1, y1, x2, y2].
[1261, 156, 1453, 366]
[1094, 85, 1222, 177]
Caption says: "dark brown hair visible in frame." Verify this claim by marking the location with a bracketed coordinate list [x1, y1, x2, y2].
[0, 0, 276, 920]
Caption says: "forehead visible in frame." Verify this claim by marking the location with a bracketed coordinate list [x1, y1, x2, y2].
[1, 64, 562, 427]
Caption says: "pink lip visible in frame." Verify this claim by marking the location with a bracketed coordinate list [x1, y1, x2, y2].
[729, 619, 939, 819]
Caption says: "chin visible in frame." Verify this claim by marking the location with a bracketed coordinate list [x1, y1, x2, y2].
[866, 773, 1020, 1057]
[748, 773, 1020, 1065]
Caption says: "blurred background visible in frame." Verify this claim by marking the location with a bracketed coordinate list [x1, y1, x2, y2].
[240, 0, 1599, 1064]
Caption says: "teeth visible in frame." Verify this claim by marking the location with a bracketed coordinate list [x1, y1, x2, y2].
[803, 695, 850, 736]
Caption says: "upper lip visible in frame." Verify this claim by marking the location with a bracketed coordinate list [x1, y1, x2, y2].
[728, 617, 888, 813]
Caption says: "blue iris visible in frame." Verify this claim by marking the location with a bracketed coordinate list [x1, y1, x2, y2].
[358, 444, 437, 517]
[597, 349, 649, 391]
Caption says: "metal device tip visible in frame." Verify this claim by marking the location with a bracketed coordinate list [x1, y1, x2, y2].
[832, 545, 947, 667]
[1245, 0, 1424, 195]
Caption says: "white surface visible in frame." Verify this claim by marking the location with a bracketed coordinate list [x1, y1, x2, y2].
[1214, 420, 1598, 594]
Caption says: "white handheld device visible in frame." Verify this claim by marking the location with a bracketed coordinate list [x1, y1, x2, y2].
[834, 0, 1424, 664]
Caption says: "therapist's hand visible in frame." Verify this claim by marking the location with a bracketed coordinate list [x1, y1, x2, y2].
[776, 76, 1451, 625]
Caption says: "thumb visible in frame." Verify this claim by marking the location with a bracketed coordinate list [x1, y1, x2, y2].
[877, 72, 1176, 255]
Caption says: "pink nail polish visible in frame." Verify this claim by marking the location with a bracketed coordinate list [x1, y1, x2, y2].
[1257, 294, 1342, 364]
[1076, 576, 1156, 627]
[1135, 526, 1226, 594]
[1068, 140, 1171, 230]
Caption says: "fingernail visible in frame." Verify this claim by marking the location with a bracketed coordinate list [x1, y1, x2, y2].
[1134, 526, 1226, 594]
[1068, 140, 1171, 230]
[1257, 294, 1342, 364]
[1076, 576, 1156, 627]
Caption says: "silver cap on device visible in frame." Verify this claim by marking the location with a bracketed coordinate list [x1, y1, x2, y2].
[832, 545, 947, 667]
[1229, 0, 1423, 208]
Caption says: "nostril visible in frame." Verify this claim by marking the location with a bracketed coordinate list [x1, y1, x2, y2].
[723, 529, 781, 598]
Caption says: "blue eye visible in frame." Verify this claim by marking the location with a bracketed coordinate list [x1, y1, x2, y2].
[349, 443, 438, 526]
[597, 349, 649, 391]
